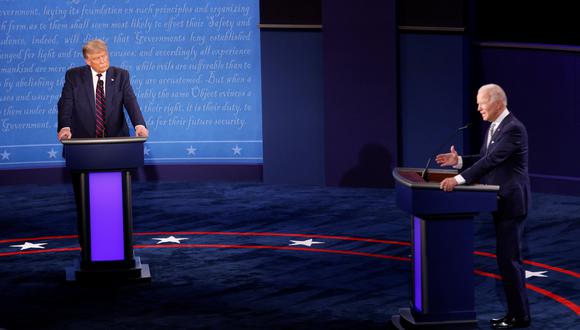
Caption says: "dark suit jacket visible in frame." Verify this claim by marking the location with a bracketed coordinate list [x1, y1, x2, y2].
[57, 65, 146, 138]
[461, 114, 530, 218]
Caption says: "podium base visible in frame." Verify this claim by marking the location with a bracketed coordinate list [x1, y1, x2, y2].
[65, 256, 151, 282]
[391, 308, 478, 329]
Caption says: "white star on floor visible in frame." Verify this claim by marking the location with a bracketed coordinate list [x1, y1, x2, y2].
[1, 150, 10, 160]
[152, 236, 189, 244]
[186, 146, 197, 155]
[232, 145, 242, 155]
[10, 242, 48, 250]
[289, 239, 325, 247]
[525, 270, 548, 279]
[47, 148, 58, 159]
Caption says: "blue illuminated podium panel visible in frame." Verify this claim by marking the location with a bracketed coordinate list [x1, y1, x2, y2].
[62, 137, 150, 282]
[391, 168, 498, 329]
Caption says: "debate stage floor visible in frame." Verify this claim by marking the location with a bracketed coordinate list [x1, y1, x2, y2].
[0, 181, 578, 329]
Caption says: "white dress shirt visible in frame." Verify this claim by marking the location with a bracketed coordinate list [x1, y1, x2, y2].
[90, 68, 106, 99]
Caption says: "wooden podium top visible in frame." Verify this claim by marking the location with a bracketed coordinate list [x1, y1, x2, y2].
[61, 137, 147, 145]
[393, 167, 499, 192]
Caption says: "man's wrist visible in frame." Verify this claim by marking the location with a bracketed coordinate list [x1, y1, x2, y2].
[453, 156, 463, 169]
[454, 174, 466, 185]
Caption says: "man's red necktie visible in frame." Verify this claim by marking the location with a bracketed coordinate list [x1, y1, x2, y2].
[95, 73, 105, 137]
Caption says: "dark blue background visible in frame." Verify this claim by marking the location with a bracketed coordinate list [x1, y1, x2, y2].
[2, 0, 579, 196]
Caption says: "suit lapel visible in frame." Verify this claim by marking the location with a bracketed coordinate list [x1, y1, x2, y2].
[487, 113, 513, 153]
[484, 126, 491, 154]
[83, 66, 95, 116]
[105, 68, 115, 118]
[483, 123, 494, 154]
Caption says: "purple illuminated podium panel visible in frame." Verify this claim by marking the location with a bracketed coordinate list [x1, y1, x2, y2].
[391, 168, 498, 329]
[89, 172, 124, 262]
[62, 137, 150, 282]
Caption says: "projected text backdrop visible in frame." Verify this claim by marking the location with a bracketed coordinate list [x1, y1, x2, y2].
[0, 0, 262, 169]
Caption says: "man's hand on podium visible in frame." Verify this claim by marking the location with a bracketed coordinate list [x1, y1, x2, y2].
[440, 177, 459, 192]
[436, 145, 459, 167]
[135, 125, 149, 138]
[58, 127, 72, 141]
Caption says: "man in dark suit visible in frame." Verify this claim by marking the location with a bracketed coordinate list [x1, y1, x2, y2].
[57, 38, 148, 140]
[57, 39, 149, 251]
[436, 84, 531, 329]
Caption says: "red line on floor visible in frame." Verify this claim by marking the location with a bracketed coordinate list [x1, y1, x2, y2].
[2, 232, 578, 280]
[134, 244, 412, 262]
[474, 251, 580, 278]
[0, 235, 77, 244]
[0, 247, 79, 257]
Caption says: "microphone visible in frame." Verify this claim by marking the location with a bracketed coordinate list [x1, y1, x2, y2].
[420, 123, 472, 181]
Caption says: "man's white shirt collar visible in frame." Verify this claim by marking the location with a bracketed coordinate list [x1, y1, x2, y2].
[90, 68, 106, 79]
[90, 68, 106, 96]
[492, 108, 510, 127]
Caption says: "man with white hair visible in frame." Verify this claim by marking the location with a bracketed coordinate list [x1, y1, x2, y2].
[436, 84, 531, 329]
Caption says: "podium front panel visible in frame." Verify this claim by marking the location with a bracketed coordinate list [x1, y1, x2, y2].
[397, 185, 497, 216]
[413, 216, 423, 312]
[412, 215, 475, 319]
[89, 172, 124, 261]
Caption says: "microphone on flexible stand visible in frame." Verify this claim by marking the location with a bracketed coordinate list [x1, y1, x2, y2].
[420, 123, 472, 181]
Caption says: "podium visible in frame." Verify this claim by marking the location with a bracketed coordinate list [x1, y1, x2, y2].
[391, 168, 498, 329]
[62, 137, 150, 282]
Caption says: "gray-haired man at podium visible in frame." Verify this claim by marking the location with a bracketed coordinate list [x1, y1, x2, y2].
[57, 38, 148, 140]
[435, 84, 531, 329]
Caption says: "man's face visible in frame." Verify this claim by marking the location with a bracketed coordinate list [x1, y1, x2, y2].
[476, 90, 502, 122]
[84, 50, 110, 74]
